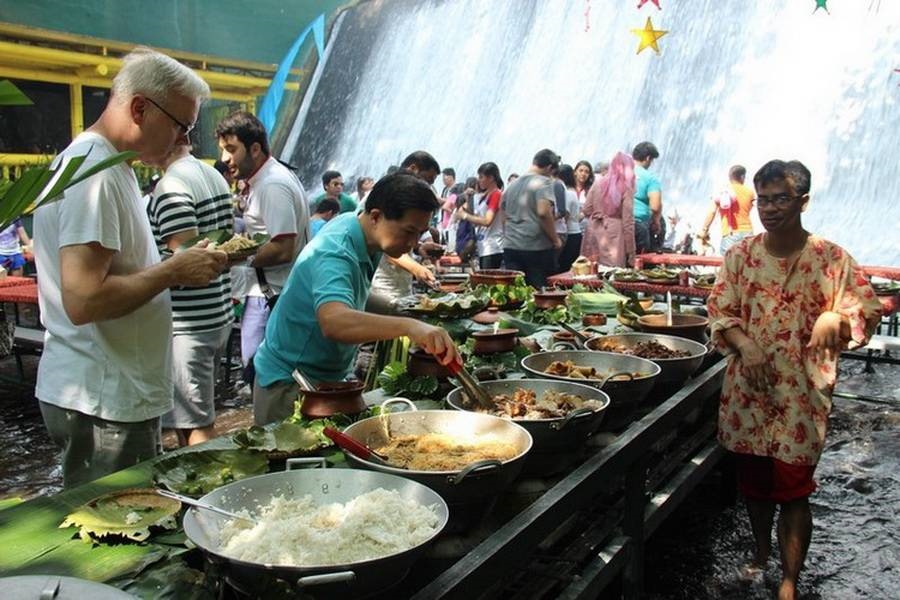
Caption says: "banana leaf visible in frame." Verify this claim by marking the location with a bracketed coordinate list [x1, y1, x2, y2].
[116, 556, 215, 600]
[400, 293, 488, 319]
[231, 422, 330, 454]
[59, 489, 181, 543]
[152, 449, 268, 497]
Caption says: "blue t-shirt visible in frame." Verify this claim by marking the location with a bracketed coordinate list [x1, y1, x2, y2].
[253, 213, 381, 386]
[633, 165, 661, 223]
[310, 218, 326, 238]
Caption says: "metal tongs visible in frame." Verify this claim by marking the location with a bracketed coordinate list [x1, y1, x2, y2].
[439, 350, 495, 410]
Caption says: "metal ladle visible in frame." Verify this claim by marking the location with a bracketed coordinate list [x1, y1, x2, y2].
[291, 368, 315, 392]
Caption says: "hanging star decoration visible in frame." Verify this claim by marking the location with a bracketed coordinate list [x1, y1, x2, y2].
[637, 0, 661, 9]
[813, 0, 829, 14]
[631, 17, 668, 54]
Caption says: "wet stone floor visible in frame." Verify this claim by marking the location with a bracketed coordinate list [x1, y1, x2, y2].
[1, 353, 898, 599]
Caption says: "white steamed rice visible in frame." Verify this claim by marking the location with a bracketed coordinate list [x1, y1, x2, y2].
[218, 488, 440, 566]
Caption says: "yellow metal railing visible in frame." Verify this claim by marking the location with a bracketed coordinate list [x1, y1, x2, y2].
[0, 153, 164, 185]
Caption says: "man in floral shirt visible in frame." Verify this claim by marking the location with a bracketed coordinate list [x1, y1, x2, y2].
[708, 160, 881, 600]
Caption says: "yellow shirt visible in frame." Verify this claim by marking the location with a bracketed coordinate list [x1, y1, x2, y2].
[720, 182, 755, 236]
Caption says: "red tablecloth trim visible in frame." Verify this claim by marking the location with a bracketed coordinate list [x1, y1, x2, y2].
[0, 276, 35, 289]
[637, 253, 900, 280]
[0, 283, 38, 304]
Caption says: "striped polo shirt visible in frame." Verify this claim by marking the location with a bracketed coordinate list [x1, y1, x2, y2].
[147, 155, 234, 335]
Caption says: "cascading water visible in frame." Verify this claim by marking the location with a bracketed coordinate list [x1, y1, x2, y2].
[283, 0, 899, 265]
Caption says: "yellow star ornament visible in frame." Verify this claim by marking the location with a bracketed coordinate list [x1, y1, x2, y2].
[631, 17, 668, 55]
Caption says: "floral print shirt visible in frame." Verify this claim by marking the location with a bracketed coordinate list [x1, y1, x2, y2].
[708, 235, 882, 465]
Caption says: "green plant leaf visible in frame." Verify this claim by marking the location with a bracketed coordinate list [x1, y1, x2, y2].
[0, 80, 33, 106]
[65, 150, 137, 188]
[0, 149, 136, 231]
[35, 154, 88, 204]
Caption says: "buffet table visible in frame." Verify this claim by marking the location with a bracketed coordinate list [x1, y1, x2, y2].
[0, 348, 728, 600]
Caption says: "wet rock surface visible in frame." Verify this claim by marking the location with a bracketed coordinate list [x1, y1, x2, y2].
[645, 361, 900, 599]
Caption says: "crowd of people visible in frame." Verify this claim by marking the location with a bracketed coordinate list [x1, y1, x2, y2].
[25, 47, 884, 600]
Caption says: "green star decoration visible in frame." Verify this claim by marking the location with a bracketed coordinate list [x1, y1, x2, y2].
[813, 0, 829, 14]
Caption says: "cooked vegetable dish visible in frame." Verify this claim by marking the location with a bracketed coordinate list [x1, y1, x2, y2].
[375, 433, 519, 471]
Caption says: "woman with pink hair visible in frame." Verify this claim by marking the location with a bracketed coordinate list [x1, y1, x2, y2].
[580, 152, 636, 267]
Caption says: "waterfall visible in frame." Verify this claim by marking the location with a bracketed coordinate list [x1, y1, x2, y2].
[283, 0, 900, 266]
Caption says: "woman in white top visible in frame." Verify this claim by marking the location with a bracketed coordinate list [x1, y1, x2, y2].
[574, 160, 595, 235]
[557, 164, 583, 273]
[457, 162, 504, 269]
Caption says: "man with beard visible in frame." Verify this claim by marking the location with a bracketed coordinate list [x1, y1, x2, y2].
[216, 111, 310, 368]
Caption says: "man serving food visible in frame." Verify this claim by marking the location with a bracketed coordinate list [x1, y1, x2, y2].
[251, 172, 460, 425]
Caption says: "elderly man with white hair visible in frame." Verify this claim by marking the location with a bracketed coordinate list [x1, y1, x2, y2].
[33, 47, 228, 487]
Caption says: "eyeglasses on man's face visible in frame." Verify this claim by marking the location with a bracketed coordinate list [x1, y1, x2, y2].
[144, 96, 196, 137]
[756, 194, 805, 208]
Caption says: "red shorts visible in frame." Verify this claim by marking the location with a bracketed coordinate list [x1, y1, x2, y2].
[734, 453, 817, 503]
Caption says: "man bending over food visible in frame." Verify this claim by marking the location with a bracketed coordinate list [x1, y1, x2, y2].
[251, 172, 460, 425]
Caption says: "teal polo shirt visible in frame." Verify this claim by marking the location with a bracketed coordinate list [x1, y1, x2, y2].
[633, 165, 661, 223]
[253, 213, 381, 386]
[312, 192, 357, 214]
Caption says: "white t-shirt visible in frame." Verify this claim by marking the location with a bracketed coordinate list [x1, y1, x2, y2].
[239, 156, 310, 297]
[33, 132, 174, 422]
[475, 190, 504, 257]
[565, 189, 582, 234]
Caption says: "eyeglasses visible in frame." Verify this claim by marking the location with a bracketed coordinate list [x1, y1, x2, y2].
[144, 96, 195, 137]
[756, 194, 805, 208]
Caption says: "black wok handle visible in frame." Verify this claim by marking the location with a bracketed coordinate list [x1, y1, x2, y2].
[296, 571, 356, 588]
[447, 459, 503, 485]
[598, 370, 635, 388]
[550, 407, 596, 431]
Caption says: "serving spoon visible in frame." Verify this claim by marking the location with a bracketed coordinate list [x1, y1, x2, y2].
[156, 488, 258, 525]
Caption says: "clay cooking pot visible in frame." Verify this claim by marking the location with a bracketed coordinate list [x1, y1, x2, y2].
[300, 381, 367, 418]
[472, 328, 518, 355]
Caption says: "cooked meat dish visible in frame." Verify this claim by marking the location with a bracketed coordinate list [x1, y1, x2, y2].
[465, 387, 604, 420]
[593, 339, 692, 359]
[544, 360, 648, 381]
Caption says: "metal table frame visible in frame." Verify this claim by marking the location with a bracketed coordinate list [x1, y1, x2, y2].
[412, 360, 727, 600]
